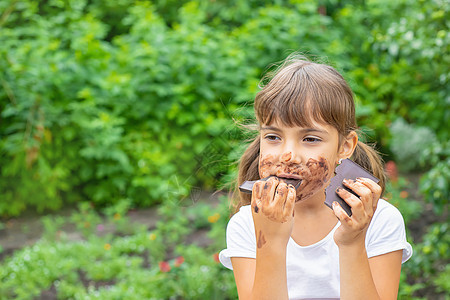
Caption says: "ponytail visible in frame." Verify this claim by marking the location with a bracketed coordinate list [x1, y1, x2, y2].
[351, 141, 386, 195]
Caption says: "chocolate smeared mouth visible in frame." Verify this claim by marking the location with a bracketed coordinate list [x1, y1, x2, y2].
[277, 174, 301, 180]
[258, 156, 331, 202]
[239, 176, 302, 194]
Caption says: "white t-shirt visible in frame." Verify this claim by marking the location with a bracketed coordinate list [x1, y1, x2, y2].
[219, 199, 412, 299]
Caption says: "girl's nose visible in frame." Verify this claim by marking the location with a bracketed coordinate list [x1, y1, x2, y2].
[281, 151, 293, 162]
[281, 149, 304, 164]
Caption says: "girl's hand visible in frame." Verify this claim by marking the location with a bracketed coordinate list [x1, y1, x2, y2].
[332, 177, 382, 247]
[251, 177, 296, 248]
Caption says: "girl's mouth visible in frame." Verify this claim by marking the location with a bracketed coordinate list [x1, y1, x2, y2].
[238, 176, 302, 194]
[276, 173, 302, 180]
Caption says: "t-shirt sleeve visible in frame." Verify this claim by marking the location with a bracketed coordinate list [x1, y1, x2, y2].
[219, 205, 256, 270]
[365, 200, 413, 263]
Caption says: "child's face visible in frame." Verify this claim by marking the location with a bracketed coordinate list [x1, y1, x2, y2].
[258, 119, 343, 203]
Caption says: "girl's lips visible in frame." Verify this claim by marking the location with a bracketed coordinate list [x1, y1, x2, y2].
[276, 173, 301, 180]
[238, 176, 302, 194]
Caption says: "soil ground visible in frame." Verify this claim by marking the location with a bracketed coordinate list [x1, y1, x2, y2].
[0, 190, 225, 262]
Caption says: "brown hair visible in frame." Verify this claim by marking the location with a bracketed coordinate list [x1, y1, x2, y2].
[233, 54, 386, 212]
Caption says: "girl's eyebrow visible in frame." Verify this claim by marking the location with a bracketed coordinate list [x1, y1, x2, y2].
[260, 126, 282, 132]
[260, 126, 327, 134]
[301, 128, 328, 134]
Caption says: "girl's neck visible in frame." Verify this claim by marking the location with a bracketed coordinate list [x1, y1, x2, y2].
[291, 196, 338, 246]
[294, 189, 328, 216]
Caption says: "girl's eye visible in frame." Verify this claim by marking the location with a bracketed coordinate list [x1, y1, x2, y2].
[303, 137, 321, 143]
[265, 135, 280, 141]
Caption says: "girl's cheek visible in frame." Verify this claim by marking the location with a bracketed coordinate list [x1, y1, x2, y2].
[326, 162, 336, 182]
[294, 157, 332, 202]
[259, 153, 275, 178]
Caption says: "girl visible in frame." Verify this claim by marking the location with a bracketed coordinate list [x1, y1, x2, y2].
[219, 54, 412, 300]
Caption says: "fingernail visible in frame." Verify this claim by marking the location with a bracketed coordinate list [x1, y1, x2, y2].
[336, 188, 342, 193]
[254, 205, 259, 213]
[332, 201, 339, 208]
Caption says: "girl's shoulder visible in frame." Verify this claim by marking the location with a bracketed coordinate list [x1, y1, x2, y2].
[373, 199, 405, 219]
[225, 205, 256, 244]
[369, 198, 407, 231]
[367, 199, 413, 262]
[228, 205, 253, 226]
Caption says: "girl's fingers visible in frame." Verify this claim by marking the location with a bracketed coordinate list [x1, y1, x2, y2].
[332, 201, 353, 227]
[335, 188, 366, 221]
[334, 178, 382, 240]
[261, 177, 279, 217]
[251, 181, 264, 212]
[284, 185, 296, 218]
[251, 177, 297, 223]
[252, 181, 263, 200]
[342, 179, 376, 218]
[355, 177, 381, 194]
[356, 177, 382, 210]
[272, 182, 288, 220]
[261, 177, 279, 203]
[274, 182, 288, 208]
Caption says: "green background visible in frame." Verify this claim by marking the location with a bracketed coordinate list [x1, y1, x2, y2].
[0, 0, 448, 299]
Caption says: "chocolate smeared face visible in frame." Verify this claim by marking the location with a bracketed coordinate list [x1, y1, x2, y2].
[258, 119, 347, 202]
[259, 154, 332, 202]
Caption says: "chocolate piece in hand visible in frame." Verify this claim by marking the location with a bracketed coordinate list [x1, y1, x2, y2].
[324, 159, 379, 217]
[239, 176, 302, 194]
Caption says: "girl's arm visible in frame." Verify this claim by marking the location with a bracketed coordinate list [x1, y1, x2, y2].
[230, 257, 256, 299]
[369, 250, 403, 298]
[333, 177, 403, 300]
[231, 243, 289, 300]
[339, 239, 403, 299]
[231, 177, 296, 300]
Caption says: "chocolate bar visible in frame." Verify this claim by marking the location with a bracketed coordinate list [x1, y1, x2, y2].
[324, 159, 379, 217]
[239, 176, 302, 194]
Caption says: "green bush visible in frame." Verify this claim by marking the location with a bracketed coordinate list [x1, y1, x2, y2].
[337, 0, 448, 146]
[0, 1, 247, 215]
[419, 159, 450, 215]
[389, 118, 437, 172]
[0, 0, 338, 216]
[400, 222, 450, 299]
[384, 176, 449, 299]
[1, 0, 446, 216]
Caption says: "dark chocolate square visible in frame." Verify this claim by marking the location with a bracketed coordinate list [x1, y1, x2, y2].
[324, 159, 379, 217]
[239, 176, 302, 194]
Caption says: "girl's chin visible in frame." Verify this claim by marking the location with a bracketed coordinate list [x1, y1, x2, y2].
[294, 188, 326, 203]
[294, 195, 314, 203]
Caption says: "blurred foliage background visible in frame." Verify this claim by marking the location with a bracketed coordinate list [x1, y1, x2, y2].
[0, 0, 448, 299]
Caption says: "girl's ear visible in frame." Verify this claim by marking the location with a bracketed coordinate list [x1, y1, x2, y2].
[339, 131, 358, 160]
